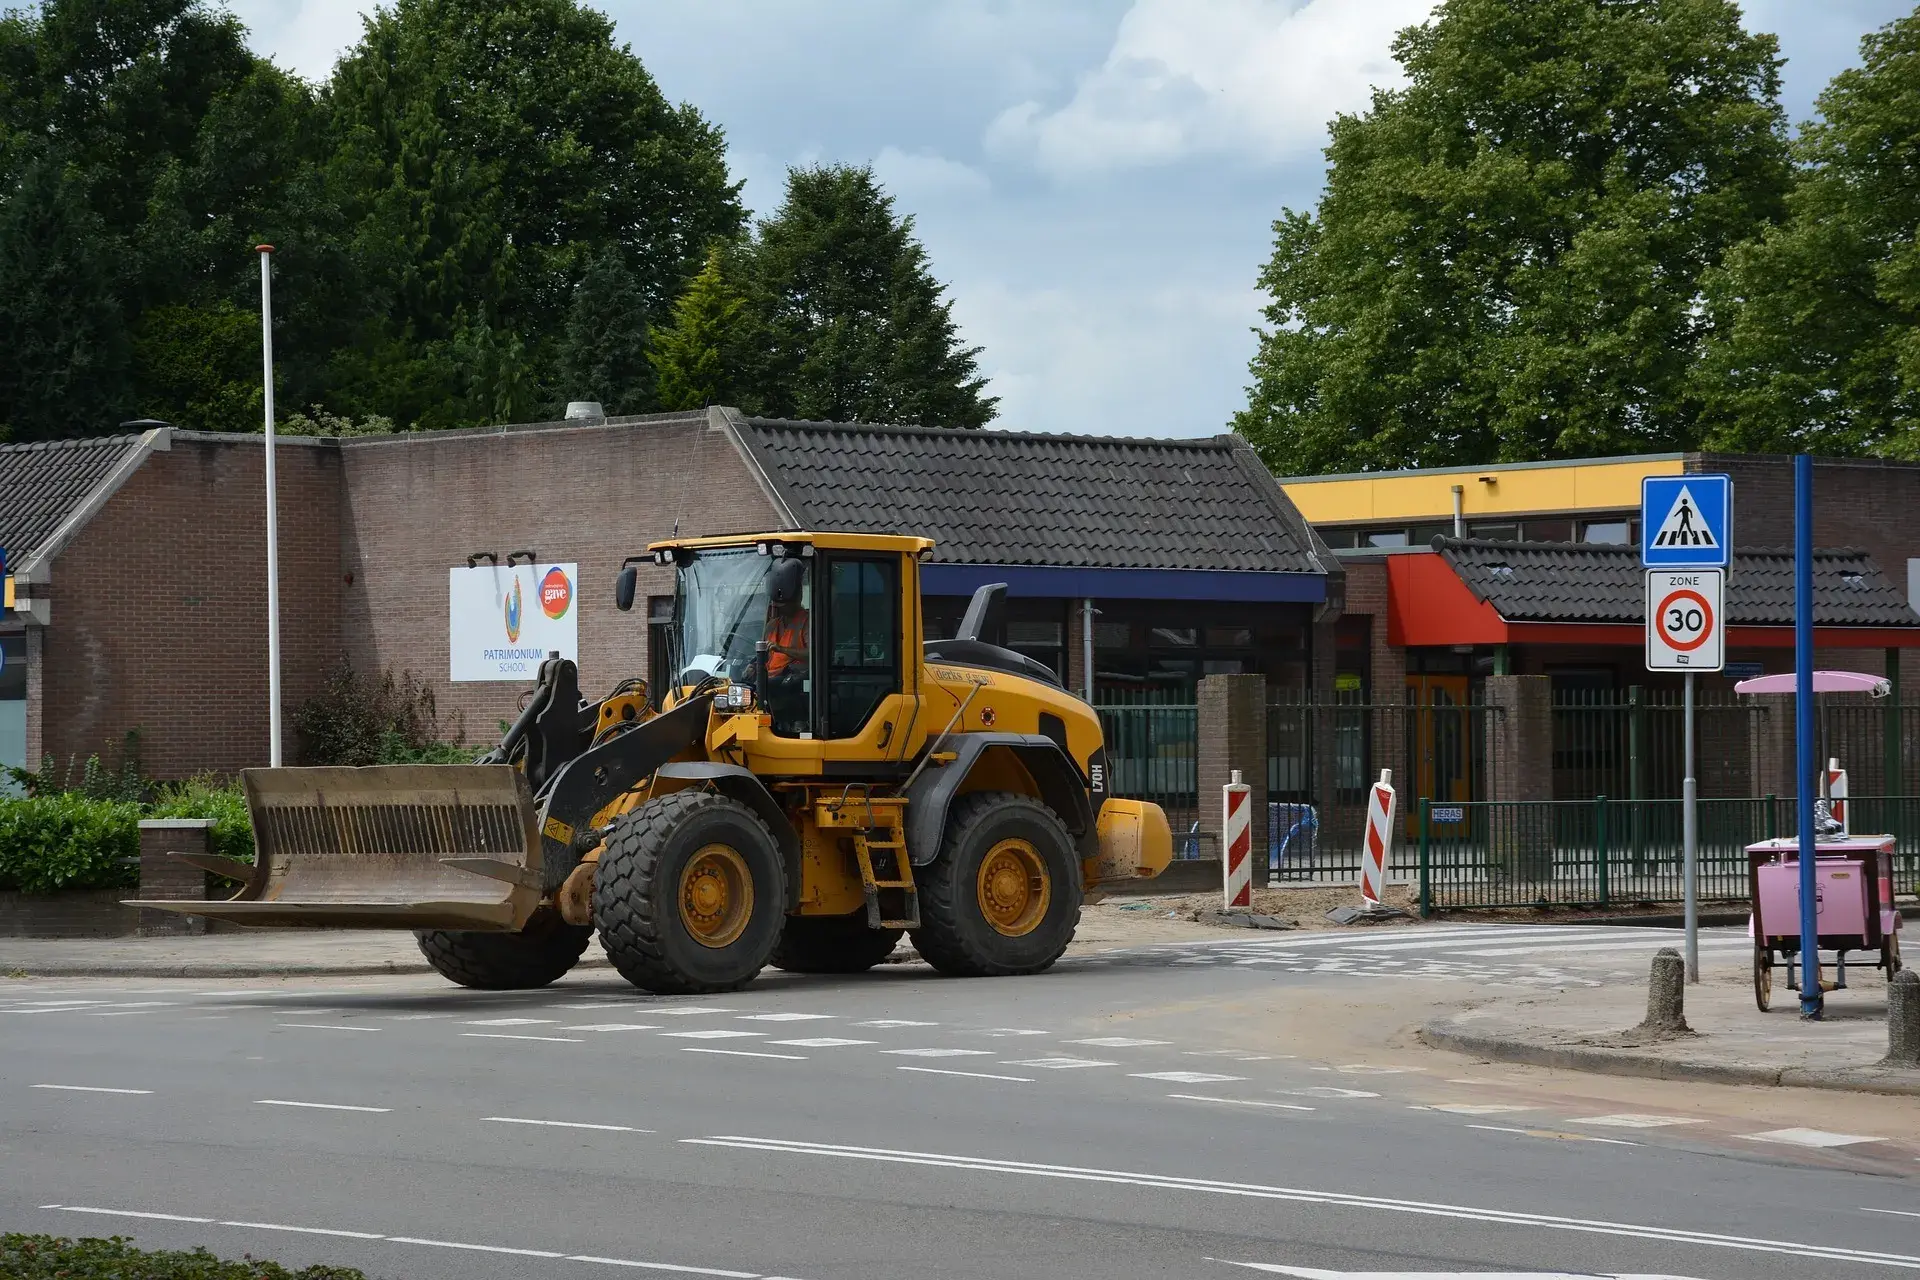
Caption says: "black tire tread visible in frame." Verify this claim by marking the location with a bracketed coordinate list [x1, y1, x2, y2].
[414, 916, 591, 990]
[595, 790, 784, 995]
[770, 914, 902, 973]
[911, 791, 1081, 978]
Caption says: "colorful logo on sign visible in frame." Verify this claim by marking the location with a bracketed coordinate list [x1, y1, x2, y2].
[539, 567, 572, 620]
[504, 577, 523, 642]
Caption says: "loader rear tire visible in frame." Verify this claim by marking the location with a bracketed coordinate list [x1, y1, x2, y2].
[595, 790, 787, 995]
[911, 791, 1081, 978]
[415, 911, 591, 990]
[770, 914, 903, 974]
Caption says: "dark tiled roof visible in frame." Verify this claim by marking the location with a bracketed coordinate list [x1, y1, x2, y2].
[0, 435, 146, 567]
[730, 418, 1328, 575]
[1436, 538, 1919, 627]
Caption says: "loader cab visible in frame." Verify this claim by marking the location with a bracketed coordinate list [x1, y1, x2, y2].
[643, 533, 929, 748]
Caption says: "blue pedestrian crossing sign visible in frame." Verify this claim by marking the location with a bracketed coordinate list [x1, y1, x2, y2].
[1642, 474, 1731, 568]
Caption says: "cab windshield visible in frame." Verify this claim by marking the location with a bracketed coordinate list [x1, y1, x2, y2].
[673, 548, 777, 685]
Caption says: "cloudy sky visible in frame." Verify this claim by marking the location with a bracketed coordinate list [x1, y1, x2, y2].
[228, 0, 1913, 438]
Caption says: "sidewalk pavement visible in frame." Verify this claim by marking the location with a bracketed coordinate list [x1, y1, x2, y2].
[1422, 961, 1920, 1097]
[0, 904, 1225, 979]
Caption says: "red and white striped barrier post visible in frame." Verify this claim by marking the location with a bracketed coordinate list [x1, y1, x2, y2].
[1360, 769, 1397, 908]
[1222, 769, 1252, 911]
[1827, 757, 1849, 834]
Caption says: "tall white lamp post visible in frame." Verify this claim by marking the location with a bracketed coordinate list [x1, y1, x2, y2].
[257, 245, 282, 767]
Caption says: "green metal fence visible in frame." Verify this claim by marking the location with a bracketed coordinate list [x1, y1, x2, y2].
[1095, 703, 1198, 839]
[1415, 794, 1920, 913]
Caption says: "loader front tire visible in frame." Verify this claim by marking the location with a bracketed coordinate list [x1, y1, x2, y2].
[415, 911, 591, 990]
[595, 790, 787, 995]
[770, 914, 903, 974]
[911, 791, 1081, 978]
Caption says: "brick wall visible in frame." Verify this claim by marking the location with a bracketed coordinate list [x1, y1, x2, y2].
[1197, 672, 1268, 859]
[36, 436, 344, 778]
[336, 414, 781, 741]
[0, 889, 139, 938]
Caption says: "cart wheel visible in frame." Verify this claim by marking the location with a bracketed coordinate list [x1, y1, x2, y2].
[1887, 934, 1903, 981]
[1753, 946, 1773, 1013]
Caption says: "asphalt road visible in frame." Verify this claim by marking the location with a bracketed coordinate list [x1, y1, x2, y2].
[4, 927, 1917, 1280]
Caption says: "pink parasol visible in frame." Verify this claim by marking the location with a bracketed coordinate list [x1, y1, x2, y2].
[1734, 670, 1891, 697]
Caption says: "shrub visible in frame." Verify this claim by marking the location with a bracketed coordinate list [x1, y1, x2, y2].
[293, 663, 468, 766]
[1, 1234, 368, 1279]
[0, 793, 141, 893]
[150, 775, 255, 864]
[27, 729, 150, 801]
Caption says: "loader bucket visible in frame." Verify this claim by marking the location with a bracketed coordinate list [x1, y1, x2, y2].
[125, 765, 545, 932]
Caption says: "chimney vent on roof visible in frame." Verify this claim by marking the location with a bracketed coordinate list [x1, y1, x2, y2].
[565, 401, 605, 422]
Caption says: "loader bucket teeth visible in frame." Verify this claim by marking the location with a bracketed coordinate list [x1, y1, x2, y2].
[123, 765, 544, 932]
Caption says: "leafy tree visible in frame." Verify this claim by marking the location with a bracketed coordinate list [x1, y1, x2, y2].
[326, 0, 743, 423]
[1234, 0, 1791, 472]
[558, 246, 656, 414]
[130, 301, 258, 432]
[0, 144, 132, 440]
[652, 245, 748, 411]
[733, 165, 995, 428]
[1697, 9, 1920, 456]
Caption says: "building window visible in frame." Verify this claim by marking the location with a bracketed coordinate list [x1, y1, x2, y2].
[1318, 527, 1358, 549]
[1468, 522, 1519, 541]
[1580, 519, 1632, 545]
[0, 634, 25, 789]
[1365, 530, 1410, 548]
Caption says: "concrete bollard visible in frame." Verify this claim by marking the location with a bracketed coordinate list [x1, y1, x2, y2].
[1639, 947, 1690, 1036]
[1888, 969, 1919, 1068]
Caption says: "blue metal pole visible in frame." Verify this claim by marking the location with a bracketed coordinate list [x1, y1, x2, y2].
[1795, 454, 1822, 1019]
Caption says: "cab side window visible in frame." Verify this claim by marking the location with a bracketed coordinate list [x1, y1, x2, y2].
[823, 558, 898, 739]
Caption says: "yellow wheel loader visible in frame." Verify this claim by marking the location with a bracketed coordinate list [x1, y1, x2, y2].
[133, 532, 1173, 993]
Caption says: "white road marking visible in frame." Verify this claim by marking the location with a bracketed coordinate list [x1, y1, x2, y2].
[1185, 1050, 1280, 1061]
[277, 1023, 382, 1033]
[1865, 1209, 1920, 1220]
[972, 1028, 1051, 1037]
[735, 1012, 834, 1022]
[769, 1037, 876, 1048]
[661, 1029, 764, 1040]
[1744, 1128, 1882, 1149]
[1211, 1260, 1712, 1277]
[1069, 1036, 1172, 1048]
[1467, 1125, 1636, 1147]
[1450, 939, 1749, 958]
[1167, 1095, 1312, 1112]
[1001, 1056, 1117, 1069]
[32, 1084, 153, 1095]
[1416, 1104, 1533, 1116]
[486, 1117, 653, 1133]
[385, 1013, 448, 1020]
[462, 1032, 584, 1043]
[1277, 1087, 1380, 1099]
[857, 1019, 937, 1027]
[464, 1017, 558, 1026]
[43, 1206, 776, 1279]
[885, 1047, 993, 1057]
[898, 1066, 1034, 1083]
[685, 1135, 1919, 1269]
[680, 1047, 808, 1061]
[569, 1023, 662, 1032]
[1133, 1071, 1247, 1084]
[655, 1006, 743, 1015]
[1572, 1114, 1703, 1129]
[254, 1099, 391, 1113]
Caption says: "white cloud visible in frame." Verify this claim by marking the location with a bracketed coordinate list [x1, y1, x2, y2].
[986, 0, 1435, 177]
[221, 0, 371, 83]
[873, 147, 991, 203]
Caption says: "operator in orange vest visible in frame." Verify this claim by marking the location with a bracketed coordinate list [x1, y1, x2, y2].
[761, 556, 809, 733]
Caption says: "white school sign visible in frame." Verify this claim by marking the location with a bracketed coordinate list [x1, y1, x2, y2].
[448, 563, 579, 682]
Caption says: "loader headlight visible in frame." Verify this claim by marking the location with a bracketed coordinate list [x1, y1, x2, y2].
[719, 684, 755, 712]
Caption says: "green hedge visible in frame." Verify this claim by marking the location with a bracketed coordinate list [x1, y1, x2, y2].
[0, 794, 141, 893]
[1, 1234, 367, 1279]
[0, 778, 255, 894]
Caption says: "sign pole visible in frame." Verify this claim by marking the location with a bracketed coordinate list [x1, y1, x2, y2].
[1794, 454, 1821, 1019]
[257, 245, 282, 769]
[1683, 671, 1698, 983]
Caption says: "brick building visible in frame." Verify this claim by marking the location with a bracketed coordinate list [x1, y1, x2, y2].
[1, 408, 1337, 786]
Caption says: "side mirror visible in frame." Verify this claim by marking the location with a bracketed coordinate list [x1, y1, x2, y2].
[614, 564, 638, 612]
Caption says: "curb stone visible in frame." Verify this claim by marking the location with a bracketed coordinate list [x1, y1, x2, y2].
[1420, 1016, 1920, 1098]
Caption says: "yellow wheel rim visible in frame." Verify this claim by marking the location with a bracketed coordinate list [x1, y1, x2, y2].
[679, 843, 753, 949]
[976, 839, 1050, 938]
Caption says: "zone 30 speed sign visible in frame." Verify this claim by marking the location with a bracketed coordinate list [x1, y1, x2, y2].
[1646, 569, 1725, 672]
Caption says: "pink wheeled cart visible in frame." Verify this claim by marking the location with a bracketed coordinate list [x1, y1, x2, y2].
[1748, 836, 1903, 1012]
